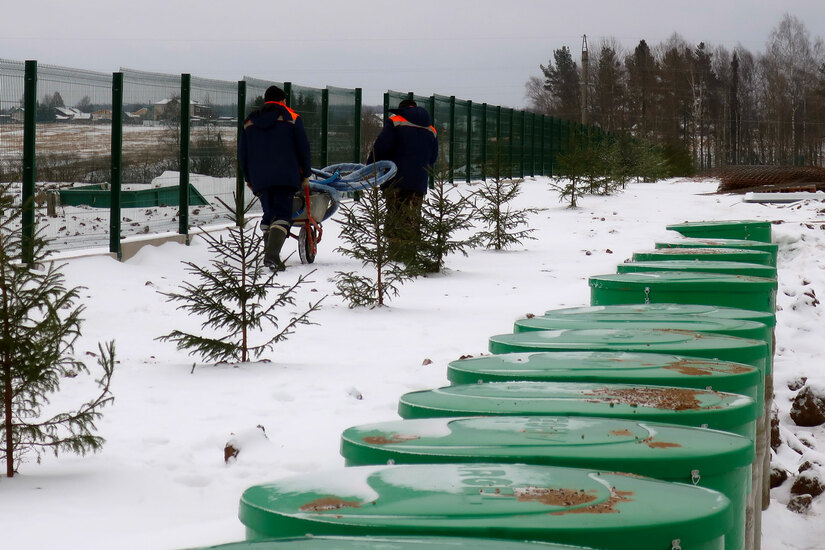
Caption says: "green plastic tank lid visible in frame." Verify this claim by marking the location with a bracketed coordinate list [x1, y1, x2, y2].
[541, 304, 775, 328]
[588, 271, 778, 292]
[514, 314, 768, 342]
[239, 463, 731, 549]
[488, 328, 768, 371]
[617, 260, 777, 279]
[632, 247, 774, 266]
[341, 416, 754, 478]
[397, 382, 758, 435]
[446, 351, 760, 403]
[654, 238, 778, 266]
[194, 535, 592, 550]
[666, 220, 772, 243]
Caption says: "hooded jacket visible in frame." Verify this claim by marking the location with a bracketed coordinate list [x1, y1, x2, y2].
[238, 102, 312, 194]
[369, 105, 438, 194]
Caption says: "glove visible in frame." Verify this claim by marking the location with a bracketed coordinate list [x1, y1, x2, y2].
[301, 177, 310, 189]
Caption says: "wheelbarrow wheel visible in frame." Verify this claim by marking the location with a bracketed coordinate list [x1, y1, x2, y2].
[298, 225, 316, 264]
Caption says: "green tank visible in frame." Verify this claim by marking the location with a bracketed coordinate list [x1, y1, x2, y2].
[632, 247, 773, 266]
[239, 463, 732, 550]
[589, 272, 777, 313]
[341, 416, 752, 550]
[617, 260, 776, 279]
[665, 220, 772, 243]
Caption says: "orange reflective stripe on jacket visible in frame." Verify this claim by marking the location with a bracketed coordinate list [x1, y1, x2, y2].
[263, 100, 300, 123]
[390, 115, 437, 137]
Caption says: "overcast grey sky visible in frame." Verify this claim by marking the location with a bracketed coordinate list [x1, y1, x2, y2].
[3, 0, 824, 108]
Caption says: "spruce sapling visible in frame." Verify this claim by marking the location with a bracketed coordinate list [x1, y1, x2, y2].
[414, 160, 479, 273]
[157, 199, 323, 363]
[474, 156, 538, 250]
[333, 184, 411, 307]
[0, 184, 115, 478]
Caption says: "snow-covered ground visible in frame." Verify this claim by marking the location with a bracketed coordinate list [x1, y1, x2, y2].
[2, 177, 824, 549]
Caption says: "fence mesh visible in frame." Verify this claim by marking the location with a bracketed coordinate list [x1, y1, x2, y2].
[188, 74, 240, 227]
[453, 99, 469, 182]
[32, 63, 111, 250]
[327, 86, 358, 166]
[470, 103, 485, 180]
[0, 59, 24, 188]
[4, 59, 607, 257]
[290, 84, 324, 168]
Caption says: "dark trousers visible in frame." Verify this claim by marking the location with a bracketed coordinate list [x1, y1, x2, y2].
[259, 186, 296, 232]
[383, 186, 424, 262]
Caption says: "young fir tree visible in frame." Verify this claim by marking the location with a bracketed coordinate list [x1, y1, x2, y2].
[333, 184, 411, 307]
[157, 201, 323, 363]
[413, 161, 479, 274]
[0, 184, 115, 478]
[474, 154, 538, 250]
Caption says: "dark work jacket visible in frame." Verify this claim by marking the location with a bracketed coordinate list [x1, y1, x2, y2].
[368, 105, 438, 194]
[238, 101, 312, 194]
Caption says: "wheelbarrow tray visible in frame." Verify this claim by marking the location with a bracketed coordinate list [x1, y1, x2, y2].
[291, 191, 333, 223]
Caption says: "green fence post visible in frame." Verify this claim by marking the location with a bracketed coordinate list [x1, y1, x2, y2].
[236, 80, 247, 225]
[354, 88, 362, 163]
[449, 96, 456, 183]
[110, 72, 123, 259]
[21, 60, 36, 265]
[284, 82, 292, 108]
[179, 73, 190, 240]
[465, 101, 473, 183]
[321, 88, 329, 168]
[481, 103, 487, 181]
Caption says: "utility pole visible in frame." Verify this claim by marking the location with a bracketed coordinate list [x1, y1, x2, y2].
[581, 35, 589, 125]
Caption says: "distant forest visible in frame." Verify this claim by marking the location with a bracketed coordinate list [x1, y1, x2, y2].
[526, 14, 825, 173]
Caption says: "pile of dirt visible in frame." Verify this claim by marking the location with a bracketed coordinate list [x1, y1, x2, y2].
[716, 166, 825, 194]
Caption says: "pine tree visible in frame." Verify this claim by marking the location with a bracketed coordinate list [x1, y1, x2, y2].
[541, 46, 581, 122]
[0, 184, 115, 478]
[333, 185, 411, 307]
[157, 202, 323, 363]
[413, 162, 478, 274]
[475, 157, 538, 250]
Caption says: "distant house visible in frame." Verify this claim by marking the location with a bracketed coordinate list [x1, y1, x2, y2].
[92, 109, 112, 121]
[125, 107, 148, 122]
[9, 106, 25, 123]
[55, 107, 92, 122]
[154, 98, 212, 121]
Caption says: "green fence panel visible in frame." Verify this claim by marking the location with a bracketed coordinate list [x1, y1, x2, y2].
[485, 104, 499, 178]
[290, 84, 324, 169]
[453, 98, 469, 182]
[186, 74, 238, 226]
[512, 109, 524, 178]
[470, 102, 485, 180]
[30, 63, 113, 252]
[432, 94, 452, 178]
[119, 68, 186, 237]
[327, 86, 358, 165]
[0, 59, 24, 187]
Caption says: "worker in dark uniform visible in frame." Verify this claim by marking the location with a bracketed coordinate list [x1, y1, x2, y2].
[238, 85, 311, 271]
[368, 99, 438, 264]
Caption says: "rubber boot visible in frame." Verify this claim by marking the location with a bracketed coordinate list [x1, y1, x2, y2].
[264, 225, 287, 272]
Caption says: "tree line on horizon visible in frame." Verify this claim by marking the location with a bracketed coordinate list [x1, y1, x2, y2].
[526, 13, 825, 174]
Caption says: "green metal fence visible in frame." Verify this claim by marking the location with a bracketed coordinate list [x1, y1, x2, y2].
[5, 59, 604, 260]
